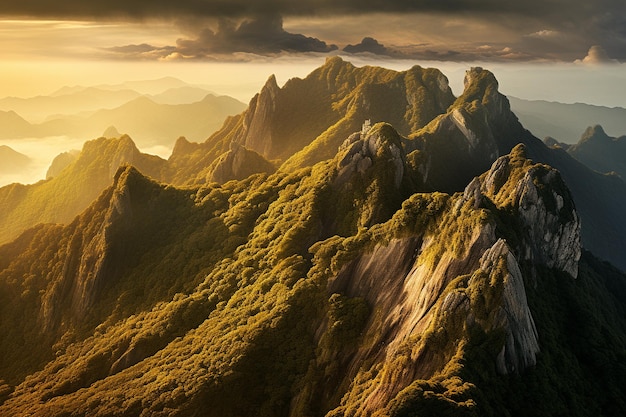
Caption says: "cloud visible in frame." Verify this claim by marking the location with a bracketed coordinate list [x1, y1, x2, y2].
[3, 0, 625, 63]
[343, 37, 395, 56]
[104, 43, 176, 60]
[526, 30, 560, 39]
[107, 14, 336, 59]
[0, 0, 619, 23]
[578, 45, 619, 64]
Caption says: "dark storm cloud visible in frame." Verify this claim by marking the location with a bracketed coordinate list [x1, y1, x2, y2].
[107, 15, 336, 59]
[4, 0, 624, 62]
[343, 37, 396, 56]
[0, 0, 618, 20]
[176, 14, 337, 55]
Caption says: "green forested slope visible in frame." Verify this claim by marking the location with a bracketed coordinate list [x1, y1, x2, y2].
[0, 124, 624, 416]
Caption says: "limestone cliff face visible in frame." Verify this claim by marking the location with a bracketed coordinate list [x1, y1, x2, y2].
[477, 239, 539, 374]
[39, 166, 142, 332]
[239, 74, 280, 157]
[317, 144, 581, 416]
[206, 142, 275, 184]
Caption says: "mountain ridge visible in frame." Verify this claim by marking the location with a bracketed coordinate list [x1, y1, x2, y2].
[1, 124, 624, 415]
[0, 135, 166, 245]
[508, 96, 626, 142]
[1, 59, 626, 416]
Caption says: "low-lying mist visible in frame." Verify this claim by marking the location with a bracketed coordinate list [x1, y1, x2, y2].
[0, 136, 172, 187]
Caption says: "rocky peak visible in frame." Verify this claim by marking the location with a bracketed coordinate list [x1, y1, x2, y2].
[456, 67, 514, 127]
[335, 122, 405, 188]
[46, 150, 79, 179]
[466, 144, 581, 278]
[579, 124, 610, 144]
[170, 136, 199, 158]
[408, 66, 529, 192]
[240, 74, 280, 157]
[206, 143, 275, 184]
[315, 56, 357, 86]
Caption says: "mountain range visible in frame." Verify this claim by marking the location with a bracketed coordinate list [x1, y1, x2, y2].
[0, 77, 210, 122]
[0, 58, 625, 416]
[556, 125, 626, 180]
[509, 96, 626, 142]
[0, 93, 245, 148]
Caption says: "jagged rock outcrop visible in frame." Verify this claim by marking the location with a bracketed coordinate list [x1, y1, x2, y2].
[206, 142, 275, 184]
[477, 239, 539, 374]
[327, 122, 410, 233]
[475, 144, 581, 277]
[238, 74, 280, 157]
[335, 122, 404, 188]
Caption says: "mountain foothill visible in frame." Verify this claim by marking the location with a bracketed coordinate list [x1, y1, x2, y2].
[1, 57, 625, 417]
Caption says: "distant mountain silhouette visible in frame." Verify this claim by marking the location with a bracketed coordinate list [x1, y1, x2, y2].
[0, 88, 141, 123]
[0, 110, 34, 137]
[509, 96, 626, 142]
[567, 125, 626, 179]
[0, 94, 246, 147]
[148, 86, 215, 105]
[0, 145, 30, 174]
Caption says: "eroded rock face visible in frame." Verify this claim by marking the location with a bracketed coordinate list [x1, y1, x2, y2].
[320, 144, 582, 416]
[240, 74, 280, 158]
[39, 166, 141, 331]
[335, 123, 404, 188]
[477, 239, 540, 374]
[477, 144, 581, 278]
[207, 142, 275, 184]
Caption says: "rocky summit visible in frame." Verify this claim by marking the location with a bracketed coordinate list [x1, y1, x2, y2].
[1, 59, 625, 417]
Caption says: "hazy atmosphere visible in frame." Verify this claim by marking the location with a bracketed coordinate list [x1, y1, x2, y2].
[2, 0, 626, 185]
[2, 1, 626, 416]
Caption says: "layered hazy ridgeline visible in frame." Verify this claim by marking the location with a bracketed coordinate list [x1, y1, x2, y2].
[0, 78, 247, 187]
[0, 58, 625, 416]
